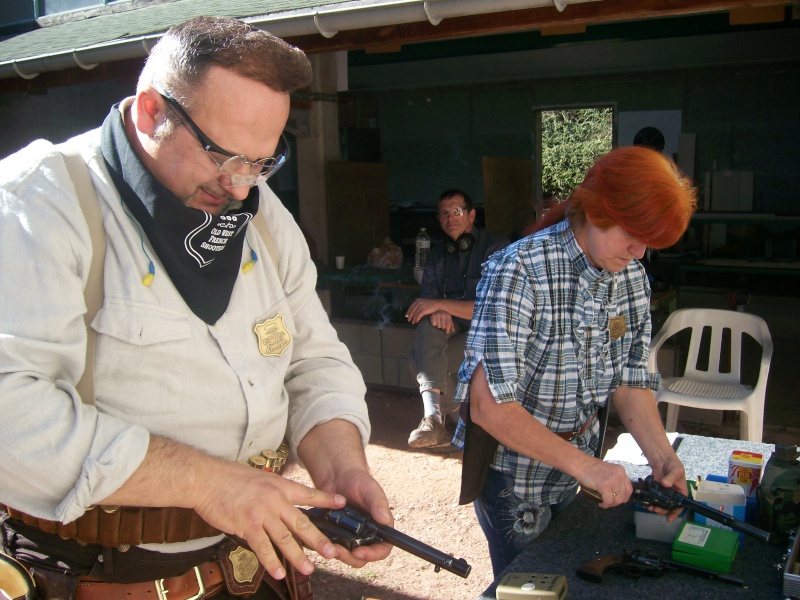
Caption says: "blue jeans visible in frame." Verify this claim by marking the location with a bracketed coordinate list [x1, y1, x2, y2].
[474, 469, 577, 576]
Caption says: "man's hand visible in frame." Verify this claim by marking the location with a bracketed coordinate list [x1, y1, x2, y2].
[426, 310, 455, 333]
[99, 435, 350, 581]
[406, 299, 454, 333]
[192, 459, 346, 580]
[405, 298, 442, 324]
[299, 420, 394, 568]
[406, 297, 475, 327]
[315, 467, 394, 568]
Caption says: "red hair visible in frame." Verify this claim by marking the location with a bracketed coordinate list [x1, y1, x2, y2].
[568, 146, 697, 249]
[523, 201, 569, 237]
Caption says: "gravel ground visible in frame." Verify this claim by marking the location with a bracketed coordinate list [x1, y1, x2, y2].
[283, 386, 493, 600]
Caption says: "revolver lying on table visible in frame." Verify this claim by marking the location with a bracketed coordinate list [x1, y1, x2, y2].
[577, 548, 745, 586]
[583, 475, 772, 543]
[301, 504, 472, 578]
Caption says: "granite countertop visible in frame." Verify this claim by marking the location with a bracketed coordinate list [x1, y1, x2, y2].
[477, 434, 785, 600]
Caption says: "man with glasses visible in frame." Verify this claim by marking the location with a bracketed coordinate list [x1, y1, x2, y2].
[405, 189, 509, 450]
[0, 16, 391, 600]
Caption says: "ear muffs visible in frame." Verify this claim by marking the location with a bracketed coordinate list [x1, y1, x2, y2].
[446, 233, 475, 254]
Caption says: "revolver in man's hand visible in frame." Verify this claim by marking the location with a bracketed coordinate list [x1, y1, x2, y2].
[302, 504, 472, 578]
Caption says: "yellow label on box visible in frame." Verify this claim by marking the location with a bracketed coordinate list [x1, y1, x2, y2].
[728, 450, 763, 497]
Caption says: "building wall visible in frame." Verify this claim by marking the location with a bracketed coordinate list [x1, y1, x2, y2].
[0, 78, 130, 158]
[366, 61, 800, 215]
[2, 60, 798, 215]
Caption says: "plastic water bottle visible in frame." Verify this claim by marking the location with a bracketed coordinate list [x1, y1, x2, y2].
[758, 443, 800, 543]
[415, 228, 431, 268]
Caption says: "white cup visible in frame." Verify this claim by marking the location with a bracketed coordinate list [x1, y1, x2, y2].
[335, 256, 345, 269]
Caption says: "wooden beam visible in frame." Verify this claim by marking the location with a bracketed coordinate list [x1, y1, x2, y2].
[289, 0, 791, 54]
[540, 24, 587, 36]
[0, 57, 143, 95]
[729, 5, 786, 25]
[0, 0, 789, 94]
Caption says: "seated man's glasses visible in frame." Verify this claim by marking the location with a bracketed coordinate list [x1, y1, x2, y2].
[438, 206, 466, 220]
[156, 86, 288, 188]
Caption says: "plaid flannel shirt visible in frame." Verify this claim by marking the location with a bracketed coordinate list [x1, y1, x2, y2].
[453, 218, 658, 505]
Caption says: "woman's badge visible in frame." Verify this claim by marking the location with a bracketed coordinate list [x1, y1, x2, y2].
[608, 314, 626, 340]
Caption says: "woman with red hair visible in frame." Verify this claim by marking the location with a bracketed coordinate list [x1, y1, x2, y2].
[452, 146, 697, 575]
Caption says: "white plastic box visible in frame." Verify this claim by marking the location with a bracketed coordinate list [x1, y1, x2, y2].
[634, 504, 686, 543]
[693, 480, 746, 542]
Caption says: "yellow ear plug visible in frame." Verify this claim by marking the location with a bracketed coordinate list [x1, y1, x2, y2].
[242, 248, 258, 273]
[142, 262, 155, 286]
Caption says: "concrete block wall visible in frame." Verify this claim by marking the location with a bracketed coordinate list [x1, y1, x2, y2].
[331, 318, 417, 390]
[380, 325, 417, 389]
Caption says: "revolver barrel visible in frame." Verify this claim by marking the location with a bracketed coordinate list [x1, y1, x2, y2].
[304, 505, 472, 578]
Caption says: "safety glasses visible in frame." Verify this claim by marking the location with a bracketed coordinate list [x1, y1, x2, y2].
[157, 86, 288, 188]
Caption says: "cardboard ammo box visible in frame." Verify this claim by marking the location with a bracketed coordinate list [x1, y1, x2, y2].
[672, 522, 740, 573]
[728, 450, 763, 498]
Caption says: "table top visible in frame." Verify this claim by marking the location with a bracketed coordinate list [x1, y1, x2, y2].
[476, 434, 785, 600]
[682, 259, 800, 272]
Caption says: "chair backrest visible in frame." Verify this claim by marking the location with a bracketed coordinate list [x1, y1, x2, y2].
[649, 308, 773, 385]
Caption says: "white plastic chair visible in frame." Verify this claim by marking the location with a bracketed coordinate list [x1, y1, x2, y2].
[647, 308, 773, 442]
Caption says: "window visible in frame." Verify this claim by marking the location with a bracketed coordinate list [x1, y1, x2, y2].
[534, 106, 614, 214]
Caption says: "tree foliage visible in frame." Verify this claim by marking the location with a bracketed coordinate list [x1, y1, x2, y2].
[541, 108, 612, 201]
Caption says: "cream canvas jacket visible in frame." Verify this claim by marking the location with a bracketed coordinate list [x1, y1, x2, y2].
[0, 128, 369, 526]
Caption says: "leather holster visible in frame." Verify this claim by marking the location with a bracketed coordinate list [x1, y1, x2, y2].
[458, 402, 499, 505]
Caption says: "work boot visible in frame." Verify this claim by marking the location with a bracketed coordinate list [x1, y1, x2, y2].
[408, 416, 452, 449]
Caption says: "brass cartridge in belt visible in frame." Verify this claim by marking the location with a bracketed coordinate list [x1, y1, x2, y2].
[260, 450, 279, 472]
[247, 455, 267, 469]
[258, 442, 289, 474]
[277, 443, 289, 473]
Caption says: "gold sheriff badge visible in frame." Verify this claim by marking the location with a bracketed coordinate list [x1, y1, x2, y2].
[608, 314, 627, 340]
[228, 546, 260, 584]
[254, 315, 292, 357]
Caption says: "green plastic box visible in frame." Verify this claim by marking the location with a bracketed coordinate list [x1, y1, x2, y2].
[671, 521, 740, 573]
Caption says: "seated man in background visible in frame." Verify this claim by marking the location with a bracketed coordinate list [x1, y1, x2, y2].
[405, 189, 509, 449]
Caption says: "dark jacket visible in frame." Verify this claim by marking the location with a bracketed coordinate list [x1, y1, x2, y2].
[420, 226, 510, 329]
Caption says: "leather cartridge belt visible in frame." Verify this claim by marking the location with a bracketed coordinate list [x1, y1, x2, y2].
[1, 444, 289, 547]
[75, 561, 224, 600]
[2, 504, 220, 547]
[553, 411, 598, 442]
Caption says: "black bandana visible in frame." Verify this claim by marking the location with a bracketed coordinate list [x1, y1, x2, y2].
[100, 103, 259, 324]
